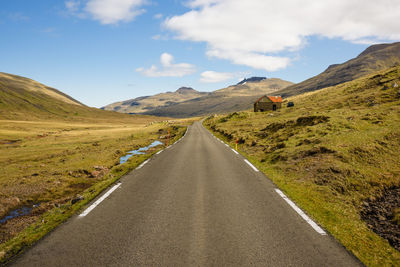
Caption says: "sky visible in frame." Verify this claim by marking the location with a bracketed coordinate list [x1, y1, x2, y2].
[1, 0, 400, 107]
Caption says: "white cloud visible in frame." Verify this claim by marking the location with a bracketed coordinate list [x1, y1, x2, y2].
[164, 0, 400, 71]
[65, 0, 80, 12]
[65, 0, 146, 24]
[136, 53, 196, 77]
[153, 13, 163, 19]
[86, 0, 146, 24]
[200, 71, 234, 83]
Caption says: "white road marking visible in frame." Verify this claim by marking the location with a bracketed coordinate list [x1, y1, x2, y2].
[225, 144, 229, 147]
[244, 159, 259, 172]
[79, 183, 121, 217]
[137, 159, 150, 169]
[231, 148, 239, 154]
[156, 150, 163, 155]
[275, 189, 327, 235]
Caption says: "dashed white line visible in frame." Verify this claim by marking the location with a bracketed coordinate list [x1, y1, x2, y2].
[244, 159, 259, 172]
[79, 183, 121, 217]
[275, 189, 326, 235]
[156, 150, 163, 155]
[224, 144, 229, 147]
[231, 148, 239, 154]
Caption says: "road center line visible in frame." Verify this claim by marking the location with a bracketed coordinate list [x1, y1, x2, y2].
[231, 148, 239, 154]
[79, 183, 121, 217]
[275, 189, 327, 235]
[244, 159, 259, 172]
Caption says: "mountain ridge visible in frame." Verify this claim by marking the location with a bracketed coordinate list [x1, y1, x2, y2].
[276, 42, 400, 97]
[102, 77, 293, 117]
[0, 72, 147, 121]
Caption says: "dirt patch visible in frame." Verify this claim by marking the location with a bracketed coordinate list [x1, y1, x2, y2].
[361, 187, 400, 251]
[0, 140, 20, 145]
[259, 115, 329, 136]
[295, 115, 330, 126]
[295, 146, 336, 159]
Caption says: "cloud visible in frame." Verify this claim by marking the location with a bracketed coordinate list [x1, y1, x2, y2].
[164, 0, 400, 71]
[152, 34, 169, 40]
[136, 53, 196, 77]
[65, 0, 80, 13]
[65, 0, 146, 24]
[153, 13, 163, 19]
[200, 71, 235, 83]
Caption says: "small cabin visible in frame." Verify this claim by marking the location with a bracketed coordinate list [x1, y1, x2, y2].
[254, 95, 282, 112]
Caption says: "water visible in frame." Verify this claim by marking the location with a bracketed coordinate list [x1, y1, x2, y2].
[0, 206, 32, 224]
[119, 140, 163, 164]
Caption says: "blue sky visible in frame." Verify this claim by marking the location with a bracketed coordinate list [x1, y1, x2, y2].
[1, 0, 399, 107]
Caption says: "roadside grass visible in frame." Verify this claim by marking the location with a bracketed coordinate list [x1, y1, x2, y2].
[204, 66, 400, 266]
[0, 116, 192, 264]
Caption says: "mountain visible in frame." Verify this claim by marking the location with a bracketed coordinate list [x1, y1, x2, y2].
[143, 78, 293, 117]
[0, 72, 141, 121]
[102, 87, 208, 114]
[237, 77, 266, 85]
[0, 72, 84, 106]
[276, 42, 400, 97]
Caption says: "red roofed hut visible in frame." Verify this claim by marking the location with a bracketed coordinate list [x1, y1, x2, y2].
[254, 95, 282, 112]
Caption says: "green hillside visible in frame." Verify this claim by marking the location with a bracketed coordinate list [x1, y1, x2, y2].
[277, 42, 400, 97]
[204, 66, 400, 266]
[0, 72, 146, 122]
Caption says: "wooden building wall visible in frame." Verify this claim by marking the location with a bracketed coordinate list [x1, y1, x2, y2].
[254, 101, 281, 112]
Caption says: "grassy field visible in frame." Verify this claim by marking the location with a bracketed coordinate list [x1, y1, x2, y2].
[204, 66, 400, 266]
[0, 115, 193, 263]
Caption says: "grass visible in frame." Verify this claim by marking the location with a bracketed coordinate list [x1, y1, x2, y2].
[0, 115, 194, 264]
[204, 66, 400, 266]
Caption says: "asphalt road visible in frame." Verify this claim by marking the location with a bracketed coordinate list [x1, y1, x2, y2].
[11, 121, 362, 266]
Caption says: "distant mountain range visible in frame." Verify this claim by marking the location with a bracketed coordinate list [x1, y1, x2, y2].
[104, 42, 400, 118]
[101, 86, 208, 114]
[102, 78, 293, 117]
[276, 42, 400, 97]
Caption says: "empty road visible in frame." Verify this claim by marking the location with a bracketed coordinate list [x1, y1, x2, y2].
[12, 121, 361, 266]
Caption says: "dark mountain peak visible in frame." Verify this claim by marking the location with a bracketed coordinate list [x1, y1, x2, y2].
[237, 77, 267, 85]
[176, 87, 197, 94]
[358, 42, 400, 57]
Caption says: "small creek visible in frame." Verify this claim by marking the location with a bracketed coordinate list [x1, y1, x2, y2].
[119, 140, 163, 164]
[0, 205, 38, 224]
